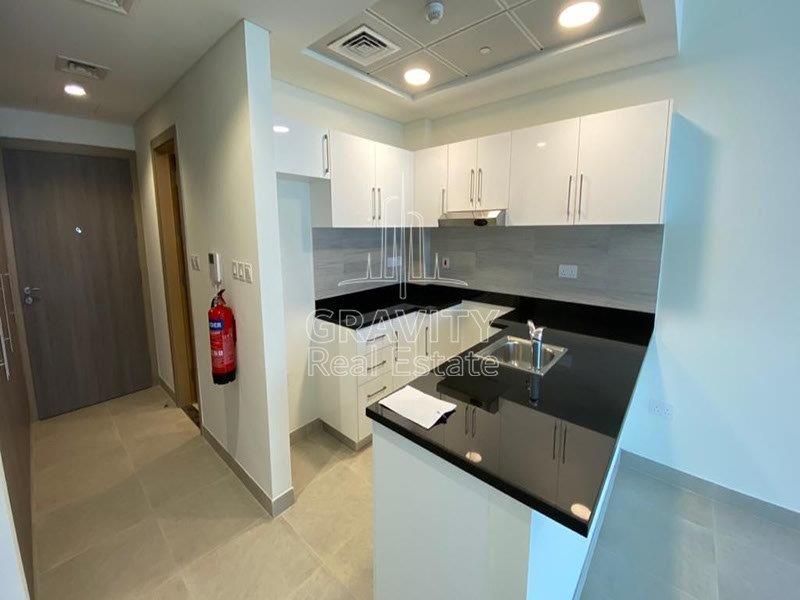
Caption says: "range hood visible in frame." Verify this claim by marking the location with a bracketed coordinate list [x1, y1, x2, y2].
[438, 209, 506, 227]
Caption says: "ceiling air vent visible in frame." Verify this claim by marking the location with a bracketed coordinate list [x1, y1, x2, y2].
[77, 0, 135, 15]
[55, 56, 110, 81]
[328, 25, 400, 67]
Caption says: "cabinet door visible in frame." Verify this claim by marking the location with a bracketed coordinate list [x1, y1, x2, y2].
[475, 132, 511, 210]
[392, 313, 420, 390]
[430, 306, 462, 367]
[575, 100, 671, 224]
[509, 119, 580, 225]
[500, 402, 558, 502]
[413, 145, 448, 227]
[556, 422, 615, 522]
[330, 131, 376, 228]
[447, 138, 478, 211]
[273, 115, 329, 179]
[376, 143, 414, 228]
[358, 372, 392, 441]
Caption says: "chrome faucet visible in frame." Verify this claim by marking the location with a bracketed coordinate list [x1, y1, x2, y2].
[528, 320, 546, 371]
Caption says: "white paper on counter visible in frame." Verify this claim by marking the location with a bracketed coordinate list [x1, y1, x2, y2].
[378, 385, 457, 429]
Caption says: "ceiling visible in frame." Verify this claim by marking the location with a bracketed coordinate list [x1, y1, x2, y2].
[0, 0, 678, 125]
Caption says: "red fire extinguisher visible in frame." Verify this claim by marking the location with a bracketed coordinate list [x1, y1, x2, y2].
[208, 289, 236, 384]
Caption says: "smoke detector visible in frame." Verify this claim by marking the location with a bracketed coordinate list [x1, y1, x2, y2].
[77, 0, 135, 15]
[328, 25, 400, 67]
[55, 56, 110, 81]
[426, 0, 445, 25]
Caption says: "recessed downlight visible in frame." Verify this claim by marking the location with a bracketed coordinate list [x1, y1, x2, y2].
[404, 68, 431, 86]
[64, 83, 87, 97]
[479, 46, 492, 55]
[273, 125, 290, 134]
[558, 2, 601, 28]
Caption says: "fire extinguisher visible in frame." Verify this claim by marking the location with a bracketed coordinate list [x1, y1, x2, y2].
[208, 289, 236, 384]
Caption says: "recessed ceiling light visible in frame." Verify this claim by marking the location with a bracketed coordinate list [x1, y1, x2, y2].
[558, 2, 601, 28]
[64, 83, 86, 97]
[404, 68, 431, 86]
[536, 142, 547, 148]
[570, 503, 592, 520]
[273, 125, 290, 134]
[479, 46, 492, 55]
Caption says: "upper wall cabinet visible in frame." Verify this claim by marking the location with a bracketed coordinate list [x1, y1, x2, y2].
[376, 142, 414, 227]
[273, 115, 330, 180]
[447, 133, 511, 211]
[414, 145, 448, 227]
[509, 118, 580, 226]
[574, 100, 672, 224]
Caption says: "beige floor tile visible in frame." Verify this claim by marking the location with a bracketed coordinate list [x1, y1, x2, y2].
[139, 574, 194, 600]
[288, 566, 355, 600]
[157, 474, 266, 566]
[324, 523, 373, 600]
[34, 419, 123, 473]
[37, 518, 177, 600]
[184, 518, 320, 600]
[291, 431, 349, 497]
[118, 408, 200, 468]
[136, 436, 229, 508]
[34, 443, 135, 514]
[35, 476, 151, 573]
[33, 402, 113, 443]
[284, 463, 372, 560]
[106, 387, 173, 417]
[337, 445, 373, 485]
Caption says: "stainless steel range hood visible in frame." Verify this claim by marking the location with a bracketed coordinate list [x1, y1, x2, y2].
[438, 209, 506, 227]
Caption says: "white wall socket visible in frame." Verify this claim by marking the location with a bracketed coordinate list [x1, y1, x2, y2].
[558, 264, 578, 279]
[387, 255, 401, 268]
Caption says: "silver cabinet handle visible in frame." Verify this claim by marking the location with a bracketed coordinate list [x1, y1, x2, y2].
[477, 168, 483, 205]
[464, 407, 469, 436]
[566, 175, 573, 220]
[441, 188, 446, 215]
[425, 326, 429, 356]
[469, 169, 475, 204]
[367, 385, 387, 400]
[378, 188, 382, 221]
[365, 334, 386, 344]
[371, 187, 376, 221]
[322, 133, 330, 176]
[366, 359, 387, 373]
[471, 407, 477, 438]
[562, 424, 567, 464]
[577, 174, 585, 219]
[552, 422, 558, 460]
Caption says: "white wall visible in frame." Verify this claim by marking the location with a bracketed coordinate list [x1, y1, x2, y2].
[0, 107, 134, 149]
[277, 178, 318, 432]
[135, 21, 291, 500]
[405, 0, 799, 511]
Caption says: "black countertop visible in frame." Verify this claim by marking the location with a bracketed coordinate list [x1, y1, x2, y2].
[319, 284, 652, 536]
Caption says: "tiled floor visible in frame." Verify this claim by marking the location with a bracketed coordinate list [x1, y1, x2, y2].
[582, 463, 800, 600]
[33, 386, 799, 600]
[31, 386, 372, 600]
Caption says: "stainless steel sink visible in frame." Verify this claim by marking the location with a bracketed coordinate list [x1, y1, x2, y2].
[475, 335, 567, 375]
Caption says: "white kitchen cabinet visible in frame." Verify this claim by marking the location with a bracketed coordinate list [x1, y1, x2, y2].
[509, 119, 580, 225]
[376, 142, 414, 228]
[447, 138, 478, 211]
[413, 145, 448, 227]
[273, 115, 330, 179]
[475, 132, 511, 210]
[358, 371, 393, 441]
[330, 131, 376, 228]
[574, 100, 672, 224]
[391, 313, 421, 390]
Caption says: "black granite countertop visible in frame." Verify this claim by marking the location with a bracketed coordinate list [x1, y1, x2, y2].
[319, 284, 652, 536]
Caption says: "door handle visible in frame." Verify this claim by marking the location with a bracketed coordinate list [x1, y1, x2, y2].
[23, 285, 40, 305]
[566, 175, 573, 220]
[477, 168, 483, 205]
[469, 169, 475, 204]
[577, 174, 585, 219]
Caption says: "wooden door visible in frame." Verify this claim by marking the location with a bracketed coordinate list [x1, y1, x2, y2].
[509, 118, 580, 225]
[375, 142, 413, 228]
[0, 186, 32, 592]
[3, 149, 151, 418]
[575, 100, 671, 224]
[330, 131, 375, 228]
[475, 132, 511, 210]
[413, 145, 447, 227]
[447, 138, 477, 211]
[152, 141, 198, 411]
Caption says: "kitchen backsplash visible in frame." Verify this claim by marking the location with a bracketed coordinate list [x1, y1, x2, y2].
[313, 225, 663, 313]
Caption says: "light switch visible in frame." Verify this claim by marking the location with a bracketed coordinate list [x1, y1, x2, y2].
[190, 254, 201, 271]
[243, 263, 253, 283]
[231, 260, 239, 281]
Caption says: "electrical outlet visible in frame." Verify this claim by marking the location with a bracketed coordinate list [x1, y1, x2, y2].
[650, 401, 674, 419]
[387, 255, 401, 268]
[441, 256, 450, 269]
[558, 264, 578, 279]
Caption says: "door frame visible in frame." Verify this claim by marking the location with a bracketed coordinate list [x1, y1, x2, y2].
[0, 137, 157, 421]
[150, 126, 200, 422]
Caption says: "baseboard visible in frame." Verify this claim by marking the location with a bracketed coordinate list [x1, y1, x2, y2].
[201, 426, 295, 517]
[621, 451, 800, 530]
[158, 378, 176, 402]
[290, 418, 323, 446]
[321, 421, 372, 451]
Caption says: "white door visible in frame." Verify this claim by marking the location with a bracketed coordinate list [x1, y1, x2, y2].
[273, 115, 329, 179]
[413, 145, 448, 227]
[475, 132, 511, 210]
[330, 131, 376, 227]
[508, 119, 580, 225]
[447, 138, 478, 212]
[575, 100, 671, 224]
[376, 143, 414, 228]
